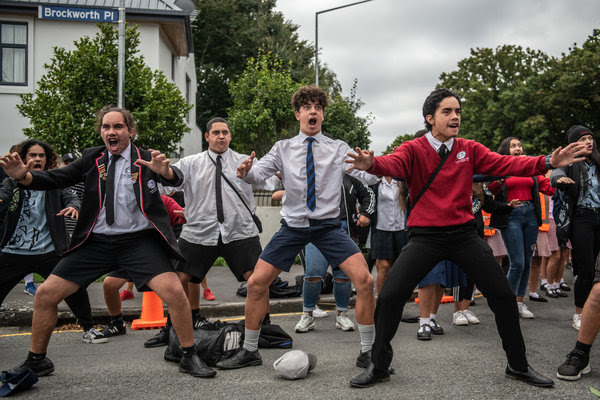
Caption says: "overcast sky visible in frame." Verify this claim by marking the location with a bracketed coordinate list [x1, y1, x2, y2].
[274, 0, 600, 154]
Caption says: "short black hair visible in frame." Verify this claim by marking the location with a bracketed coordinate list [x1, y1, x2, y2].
[206, 117, 230, 133]
[19, 139, 58, 170]
[422, 88, 461, 131]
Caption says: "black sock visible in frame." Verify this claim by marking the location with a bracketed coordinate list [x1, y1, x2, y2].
[181, 345, 195, 359]
[110, 314, 124, 323]
[27, 351, 46, 361]
[575, 341, 592, 355]
[191, 309, 200, 318]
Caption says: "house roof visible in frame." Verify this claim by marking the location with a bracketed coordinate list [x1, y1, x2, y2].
[0, 0, 195, 55]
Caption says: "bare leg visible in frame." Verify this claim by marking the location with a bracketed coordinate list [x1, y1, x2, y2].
[578, 283, 600, 345]
[529, 255, 544, 294]
[418, 285, 435, 318]
[245, 260, 281, 330]
[30, 275, 80, 353]
[187, 281, 200, 309]
[103, 276, 128, 316]
[375, 258, 392, 294]
[338, 253, 375, 325]
[147, 272, 193, 347]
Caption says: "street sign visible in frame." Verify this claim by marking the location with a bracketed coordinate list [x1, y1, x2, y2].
[38, 5, 117, 23]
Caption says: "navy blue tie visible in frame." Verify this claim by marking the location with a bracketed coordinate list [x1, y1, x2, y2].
[306, 137, 316, 211]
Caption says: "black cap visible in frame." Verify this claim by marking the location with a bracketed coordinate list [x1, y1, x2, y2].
[61, 153, 76, 163]
[567, 125, 595, 144]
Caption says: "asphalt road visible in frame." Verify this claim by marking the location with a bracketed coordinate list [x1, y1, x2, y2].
[0, 294, 598, 399]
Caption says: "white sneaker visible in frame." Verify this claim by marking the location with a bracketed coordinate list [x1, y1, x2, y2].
[312, 306, 328, 318]
[452, 311, 468, 326]
[335, 311, 355, 331]
[572, 313, 581, 331]
[462, 309, 480, 324]
[517, 302, 534, 319]
[82, 327, 109, 344]
[295, 312, 315, 333]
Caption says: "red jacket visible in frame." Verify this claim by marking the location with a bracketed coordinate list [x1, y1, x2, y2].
[368, 136, 548, 228]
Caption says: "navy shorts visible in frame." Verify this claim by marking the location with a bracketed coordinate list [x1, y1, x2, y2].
[260, 219, 361, 272]
[52, 230, 175, 292]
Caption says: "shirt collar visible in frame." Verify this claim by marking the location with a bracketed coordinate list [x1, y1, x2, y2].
[298, 131, 323, 143]
[208, 148, 229, 160]
[425, 131, 454, 152]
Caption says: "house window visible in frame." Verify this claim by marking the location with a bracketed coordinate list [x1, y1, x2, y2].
[1, 22, 27, 85]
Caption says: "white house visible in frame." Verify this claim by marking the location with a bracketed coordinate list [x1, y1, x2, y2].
[0, 0, 202, 156]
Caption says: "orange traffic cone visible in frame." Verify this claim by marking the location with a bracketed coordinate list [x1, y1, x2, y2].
[414, 295, 455, 304]
[131, 291, 167, 330]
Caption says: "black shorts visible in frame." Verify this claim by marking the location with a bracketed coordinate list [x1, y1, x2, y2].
[52, 230, 175, 292]
[177, 236, 261, 283]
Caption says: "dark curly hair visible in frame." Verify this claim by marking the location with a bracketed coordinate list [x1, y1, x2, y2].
[422, 88, 461, 131]
[19, 139, 58, 170]
[497, 136, 519, 155]
[96, 105, 137, 138]
[291, 85, 329, 112]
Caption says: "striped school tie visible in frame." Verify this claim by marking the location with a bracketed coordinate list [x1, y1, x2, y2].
[306, 137, 316, 211]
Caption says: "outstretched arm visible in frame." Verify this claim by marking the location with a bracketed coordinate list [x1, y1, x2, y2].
[345, 147, 374, 172]
[0, 152, 34, 185]
[548, 142, 587, 168]
[136, 149, 175, 180]
[237, 152, 256, 179]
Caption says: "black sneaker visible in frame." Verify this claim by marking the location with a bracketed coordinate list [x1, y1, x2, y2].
[556, 349, 591, 381]
[215, 347, 262, 370]
[193, 314, 209, 330]
[356, 350, 371, 368]
[144, 327, 169, 348]
[10, 357, 54, 377]
[100, 319, 126, 337]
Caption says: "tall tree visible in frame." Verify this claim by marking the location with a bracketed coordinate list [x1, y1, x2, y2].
[438, 45, 551, 153]
[193, 0, 314, 130]
[18, 24, 191, 155]
[228, 51, 300, 157]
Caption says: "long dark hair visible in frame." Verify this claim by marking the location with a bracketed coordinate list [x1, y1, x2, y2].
[497, 136, 519, 155]
[19, 139, 58, 170]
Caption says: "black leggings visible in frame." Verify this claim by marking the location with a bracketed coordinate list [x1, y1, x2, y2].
[569, 209, 600, 308]
[0, 251, 94, 331]
[372, 224, 528, 372]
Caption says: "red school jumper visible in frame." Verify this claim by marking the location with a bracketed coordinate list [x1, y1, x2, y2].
[368, 136, 549, 228]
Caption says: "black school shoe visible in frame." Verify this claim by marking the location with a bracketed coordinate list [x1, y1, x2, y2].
[559, 282, 571, 291]
[215, 347, 262, 370]
[10, 357, 54, 377]
[429, 319, 444, 335]
[349, 363, 390, 388]
[417, 324, 432, 341]
[144, 327, 169, 348]
[356, 350, 371, 368]
[505, 364, 554, 387]
[179, 354, 216, 378]
[529, 294, 548, 302]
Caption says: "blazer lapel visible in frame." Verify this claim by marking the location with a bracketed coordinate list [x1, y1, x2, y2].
[130, 144, 142, 207]
[96, 150, 110, 204]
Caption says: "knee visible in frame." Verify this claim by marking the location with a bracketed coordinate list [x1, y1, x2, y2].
[102, 277, 123, 291]
[33, 283, 61, 307]
[587, 284, 600, 307]
[247, 275, 270, 296]
[353, 272, 374, 294]
[304, 277, 321, 283]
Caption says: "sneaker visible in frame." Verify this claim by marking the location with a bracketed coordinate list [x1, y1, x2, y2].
[24, 282, 37, 296]
[559, 281, 571, 291]
[193, 314, 209, 330]
[556, 349, 591, 381]
[119, 290, 134, 301]
[429, 319, 444, 335]
[312, 306, 328, 318]
[452, 311, 468, 326]
[10, 357, 54, 377]
[462, 309, 480, 324]
[417, 324, 432, 341]
[295, 312, 315, 333]
[572, 314, 581, 331]
[203, 288, 215, 301]
[335, 311, 355, 331]
[100, 319, 126, 337]
[517, 302, 534, 319]
[82, 327, 109, 344]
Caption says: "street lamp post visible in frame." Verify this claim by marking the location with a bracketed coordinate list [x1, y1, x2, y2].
[315, 0, 373, 87]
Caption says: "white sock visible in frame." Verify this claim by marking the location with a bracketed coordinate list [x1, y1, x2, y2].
[541, 278, 548, 285]
[24, 273, 34, 285]
[552, 282, 560, 290]
[429, 313, 437, 321]
[243, 328, 260, 352]
[529, 292, 540, 298]
[419, 317, 430, 327]
[357, 323, 375, 353]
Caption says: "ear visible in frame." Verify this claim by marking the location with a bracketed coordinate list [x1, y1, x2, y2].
[425, 114, 434, 126]
[295, 111, 301, 121]
[204, 132, 210, 142]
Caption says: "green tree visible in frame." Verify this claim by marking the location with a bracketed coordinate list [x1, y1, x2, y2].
[383, 133, 415, 155]
[18, 23, 191, 155]
[323, 79, 372, 149]
[438, 45, 551, 153]
[228, 51, 300, 157]
[193, 0, 314, 130]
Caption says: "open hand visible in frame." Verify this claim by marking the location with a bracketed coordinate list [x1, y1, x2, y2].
[345, 147, 374, 172]
[136, 149, 174, 180]
[549, 142, 587, 168]
[237, 152, 255, 178]
[58, 207, 79, 219]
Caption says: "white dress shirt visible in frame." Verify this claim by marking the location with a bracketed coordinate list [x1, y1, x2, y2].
[93, 143, 151, 235]
[243, 132, 378, 228]
[425, 131, 454, 153]
[163, 148, 278, 246]
[375, 178, 406, 231]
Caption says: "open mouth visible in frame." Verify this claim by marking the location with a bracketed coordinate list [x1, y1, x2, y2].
[108, 139, 119, 149]
[32, 163, 43, 170]
[449, 123, 459, 129]
[308, 117, 317, 127]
